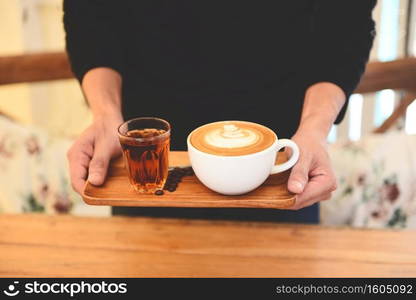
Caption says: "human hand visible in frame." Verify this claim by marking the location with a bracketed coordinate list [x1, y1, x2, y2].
[67, 115, 123, 194]
[286, 130, 337, 210]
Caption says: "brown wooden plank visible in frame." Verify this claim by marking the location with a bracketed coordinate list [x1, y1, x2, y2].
[1, 51, 415, 95]
[1, 214, 415, 277]
[82, 151, 296, 209]
[0, 52, 73, 85]
[355, 57, 416, 94]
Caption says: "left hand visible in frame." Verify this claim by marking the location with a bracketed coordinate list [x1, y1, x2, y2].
[286, 130, 337, 210]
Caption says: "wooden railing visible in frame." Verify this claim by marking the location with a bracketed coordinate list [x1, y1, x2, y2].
[0, 52, 415, 133]
[356, 57, 416, 93]
[0, 52, 72, 85]
[354, 57, 416, 133]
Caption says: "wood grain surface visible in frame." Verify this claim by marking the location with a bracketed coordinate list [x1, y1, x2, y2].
[1, 214, 416, 277]
[83, 151, 296, 209]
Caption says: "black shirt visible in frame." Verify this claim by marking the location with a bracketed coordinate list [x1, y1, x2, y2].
[63, 0, 376, 223]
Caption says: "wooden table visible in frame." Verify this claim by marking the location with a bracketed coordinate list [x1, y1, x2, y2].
[1, 214, 416, 277]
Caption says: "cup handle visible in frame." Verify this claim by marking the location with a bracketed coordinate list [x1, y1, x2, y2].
[270, 139, 299, 174]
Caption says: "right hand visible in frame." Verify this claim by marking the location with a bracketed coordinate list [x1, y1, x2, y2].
[67, 115, 123, 194]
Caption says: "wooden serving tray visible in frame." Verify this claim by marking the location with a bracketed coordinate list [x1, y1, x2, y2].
[82, 151, 296, 209]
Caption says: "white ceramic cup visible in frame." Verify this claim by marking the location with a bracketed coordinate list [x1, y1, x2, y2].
[187, 122, 299, 195]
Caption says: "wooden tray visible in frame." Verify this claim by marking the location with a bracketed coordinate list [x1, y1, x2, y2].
[82, 151, 296, 209]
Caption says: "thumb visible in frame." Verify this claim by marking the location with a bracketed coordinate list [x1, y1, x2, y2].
[88, 147, 112, 186]
[287, 157, 310, 194]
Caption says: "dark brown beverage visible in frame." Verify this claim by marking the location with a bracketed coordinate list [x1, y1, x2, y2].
[118, 118, 170, 193]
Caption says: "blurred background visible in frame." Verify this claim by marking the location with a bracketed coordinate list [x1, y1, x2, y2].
[0, 0, 89, 135]
[0, 0, 416, 228]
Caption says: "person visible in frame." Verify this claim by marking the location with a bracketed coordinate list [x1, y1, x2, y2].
[64, 0, 376, 223]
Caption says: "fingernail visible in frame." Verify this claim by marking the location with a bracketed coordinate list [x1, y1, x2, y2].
[88, 173, 101, 184]
[291, 181, 304, 193]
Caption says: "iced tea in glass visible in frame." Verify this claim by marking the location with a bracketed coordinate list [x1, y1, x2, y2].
[118, 117, 170, 193]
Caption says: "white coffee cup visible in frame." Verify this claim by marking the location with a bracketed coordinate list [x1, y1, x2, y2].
[187, 122, 299, 195]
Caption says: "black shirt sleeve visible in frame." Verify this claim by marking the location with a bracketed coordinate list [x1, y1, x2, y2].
[308, 0, 377, 124]
[63, 0, 125, 83]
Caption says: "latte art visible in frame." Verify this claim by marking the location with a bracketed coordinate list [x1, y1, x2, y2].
[204, 124, 260, 149]
[190, 121, 276, 156]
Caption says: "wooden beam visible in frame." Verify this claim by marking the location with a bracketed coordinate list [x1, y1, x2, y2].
[355, 57, 416, 94]
[0, 52, 415, 95]
[0, 52, 73, 85]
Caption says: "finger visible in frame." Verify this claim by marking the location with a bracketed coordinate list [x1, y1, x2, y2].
[68, 147, 91, 194]
[288, 159, 337, 210]
[88, 143, 112, 186]
[296, 172, 336, 204]
[287, 154, 311, 194]
[289, 192, 332, 210]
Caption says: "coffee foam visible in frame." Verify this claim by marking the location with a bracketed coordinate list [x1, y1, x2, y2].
[190, 121, 276, 156]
